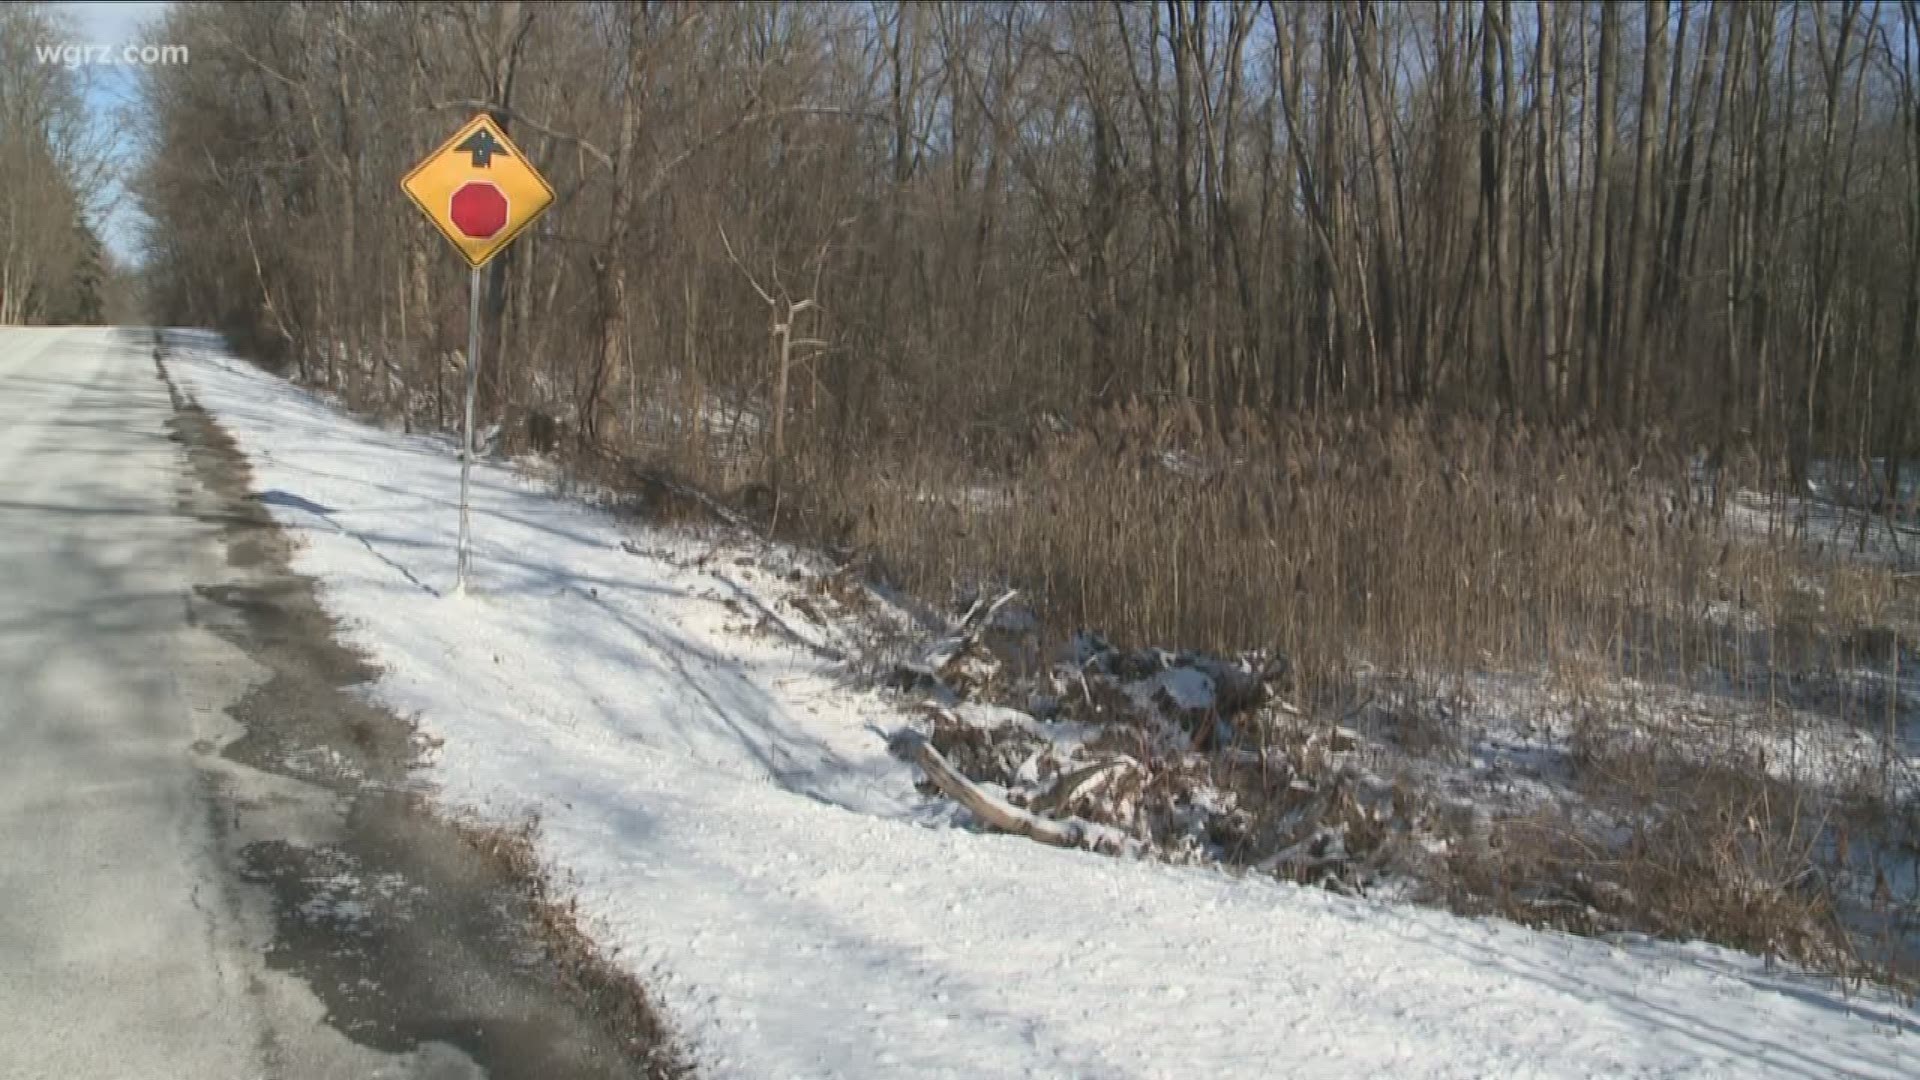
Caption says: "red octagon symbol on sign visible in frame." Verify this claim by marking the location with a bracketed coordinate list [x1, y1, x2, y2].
[449, 181, 509, 239]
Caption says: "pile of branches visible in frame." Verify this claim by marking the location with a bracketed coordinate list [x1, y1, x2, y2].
[891, 592, 1460, 895]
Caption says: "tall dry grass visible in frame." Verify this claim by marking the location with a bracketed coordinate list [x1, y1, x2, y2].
[535, 378, 1920, 982]
[769, 403, 1912, 982]
[773, 403, 1893, 701]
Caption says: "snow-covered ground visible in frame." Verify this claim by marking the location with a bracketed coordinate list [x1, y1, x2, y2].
[166, 332, 1920, 1079]
[1726, 486, 1920, 572]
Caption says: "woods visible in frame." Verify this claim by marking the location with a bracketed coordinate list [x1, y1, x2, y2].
[133, 1, 1920, 486]
[120, 1, 1920, 683]
[0, 6, 110, 325]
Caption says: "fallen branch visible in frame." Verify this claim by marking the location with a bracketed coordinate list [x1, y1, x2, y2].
[1032, 756, 1140, 817]
[1254, 826, 1349, 875]
[930, 588, 1020, 664]
[902, 730, 1133, 855]
[901, 588, 1021, 688]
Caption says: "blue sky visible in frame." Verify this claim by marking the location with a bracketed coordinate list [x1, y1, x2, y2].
[53, 2, 173, 265]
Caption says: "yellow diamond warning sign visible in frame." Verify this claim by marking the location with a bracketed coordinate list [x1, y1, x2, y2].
[402, 114, 554, 269]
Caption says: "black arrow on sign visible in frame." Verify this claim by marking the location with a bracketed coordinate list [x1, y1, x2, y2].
[455, 127, 509, 168]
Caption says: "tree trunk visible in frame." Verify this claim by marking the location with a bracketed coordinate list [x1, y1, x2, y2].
[1533, 0, 1563, 415]
[585, 5, 647, 449]
[1582, 2, 1620, 422]
[1479, 0, 1518, 410]
[1621, 0, 1669, 427]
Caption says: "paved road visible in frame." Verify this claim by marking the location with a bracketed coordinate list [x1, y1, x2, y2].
[0, 328, 460, 1078]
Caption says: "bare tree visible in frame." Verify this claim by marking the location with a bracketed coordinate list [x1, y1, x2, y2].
[128, 0, 1920, 496]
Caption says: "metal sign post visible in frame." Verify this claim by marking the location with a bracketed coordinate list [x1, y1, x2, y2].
[457, 266, 482, 592]
[401, 114, 555, 594]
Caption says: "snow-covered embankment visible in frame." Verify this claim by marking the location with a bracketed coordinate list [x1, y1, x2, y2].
[167, 331, 1920, 1079]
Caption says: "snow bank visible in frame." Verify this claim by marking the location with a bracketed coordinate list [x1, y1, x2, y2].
[168, 332, 1920, 1079]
